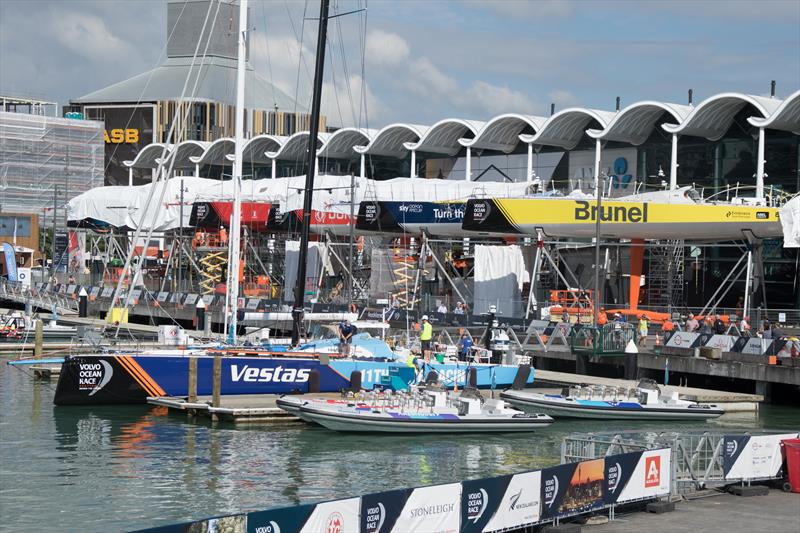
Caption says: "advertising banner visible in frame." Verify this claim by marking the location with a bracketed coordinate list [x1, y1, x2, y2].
[724, 433, 799, 480]
[608, 449, 671, 503]
[247, 503, 316, 533]
[2, 242, 18, 282]
[460, 475, 512, 533]
[360, 488, 412, 533]
[299, 497, 360, 533]
[702, 335, 736, 351]
[665, 332, 701, 349]
[391, 482, 461, 533]
[481, 471, 541, 532]
[540, 459, 604, 520]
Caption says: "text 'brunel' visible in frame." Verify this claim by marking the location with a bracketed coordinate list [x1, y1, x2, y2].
[574, 201, 648, 223]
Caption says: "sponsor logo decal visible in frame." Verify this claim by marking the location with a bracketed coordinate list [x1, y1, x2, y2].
[508, 488, 535, 511]
[726, 440, 739, 457]
[78, 360, 113, 396]
[433, 207, 464, 220]
[645, 456, 661, 488]
[398, 203, 423, 213]
[364, 503, 385, 533]
[756, 211, 769, 220]
[409, 503, 455, 517]
[543, 475, 559, 508]
[325, 511, 343, 533]
[607, 462, 623, 493]
[104, 128, 139, 144]
[466, 488, 488, 523]
[230, 365, 311, 383]
[254, 521, 282, 533]
[471, 201, 490, 223]
[574, 201, 648, 223]
[364, 203, 379, 222]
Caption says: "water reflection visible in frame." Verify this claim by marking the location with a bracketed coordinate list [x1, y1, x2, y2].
[1, 363, 798, 532]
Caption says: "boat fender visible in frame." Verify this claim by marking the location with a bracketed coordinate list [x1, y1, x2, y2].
[308, 369, 321, 393]
[468, 367, 478, 389]
[349, 370, 363, 392]
[425, 370, 439, 385]
[511, 365, 531, 390]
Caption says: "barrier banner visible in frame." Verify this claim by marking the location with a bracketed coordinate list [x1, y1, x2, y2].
[391, 482, 461, 533]
[665, 332, 701, 349]
[247, 503, 315, 533]
[540, 459, 604, 520]
[460, 474, 512, 532]
[724, 433, 800, 480]
[609, 449, 671, 503]
[299, 497, 360, 533]
[137, 514, 246, 533]
[703, 335, 736, 351]
[481, 471, 541, 532]
[603, 451, 642, 505]
[739, 337, 772, 355]
[360, 488, 412, 533]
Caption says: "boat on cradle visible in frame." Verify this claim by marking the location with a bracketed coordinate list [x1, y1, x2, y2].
[462, 186, 783, 240]
[500, 379, 724, 420]
[290, 385, 553, 433]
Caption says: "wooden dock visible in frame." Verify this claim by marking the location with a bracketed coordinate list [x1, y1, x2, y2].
[533, 369, 762, 411]
[147, 393, 342, 424]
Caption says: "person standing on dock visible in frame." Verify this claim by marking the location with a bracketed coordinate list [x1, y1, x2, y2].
[685, 313, 699, 332]
[714, 314, 726, 334]
[419, 315, 433, 362]
[638, 315, 649, 348]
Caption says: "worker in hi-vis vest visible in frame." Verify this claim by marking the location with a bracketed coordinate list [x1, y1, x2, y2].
[419, 315, 433, 362]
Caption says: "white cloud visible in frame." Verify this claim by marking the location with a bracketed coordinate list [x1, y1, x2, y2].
[468, 0, 574, 19]
[366, 30, 410, 67]
[409, 57, 459, 96]
[322, 74, 384, 128]
[548, 90, 582, 109]
[458, 81, 539, 115]
[51, 11, 135, 63]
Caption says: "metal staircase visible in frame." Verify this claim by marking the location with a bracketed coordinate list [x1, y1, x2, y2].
[647, 240, 685, 309]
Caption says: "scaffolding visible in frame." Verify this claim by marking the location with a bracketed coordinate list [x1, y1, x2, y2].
[647, 240, 685, 309]
[0, 108, 104, 228]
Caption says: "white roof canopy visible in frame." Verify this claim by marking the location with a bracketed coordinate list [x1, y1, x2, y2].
[663, 92, 782, 140]
[519, 108, 616, 149]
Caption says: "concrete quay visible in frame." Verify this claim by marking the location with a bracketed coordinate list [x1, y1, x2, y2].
[584, 489, 799, 533]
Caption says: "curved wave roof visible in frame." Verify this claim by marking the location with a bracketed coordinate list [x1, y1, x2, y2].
[519, 108, 616, 149]
[460, 113, 548, 153]
[747, 90, 800, 134]
[404, 118, 484, 155]
[587, 101, 692, 145]
[125, 91, 796, 173]
[662, 92, 783, 140]
[354, 123, 428, 157]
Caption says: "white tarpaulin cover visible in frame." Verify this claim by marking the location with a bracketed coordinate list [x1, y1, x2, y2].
[780, 195, 800, 248]
[283, 240, 333, 302]
[474, 244, 529, 317]
[67, 174, 535, 231]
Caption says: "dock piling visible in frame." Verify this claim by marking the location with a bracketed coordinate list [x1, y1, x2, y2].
[33, 320, 43, 358]
[188, 357, 198, 403]
[211, 355, 221, 421]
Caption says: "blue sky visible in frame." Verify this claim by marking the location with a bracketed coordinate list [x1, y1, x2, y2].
[1, 0, 798, 128]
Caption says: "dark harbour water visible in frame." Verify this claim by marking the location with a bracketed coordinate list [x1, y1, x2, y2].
[1, 361, 799, 532]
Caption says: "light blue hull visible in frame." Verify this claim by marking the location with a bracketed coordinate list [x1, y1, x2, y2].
[329, 360, 533, 390]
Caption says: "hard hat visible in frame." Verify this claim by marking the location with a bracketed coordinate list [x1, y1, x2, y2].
[422, 315, 429, 321]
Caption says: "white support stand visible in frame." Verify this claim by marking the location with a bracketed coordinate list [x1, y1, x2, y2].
[359, 153, 365, 179]
[756, 127, 765, 200]
[271, 159, 276, 179]
[526, 143, 533, 182]
[315, 156, 319, 178]
[410, 150, 417, 178]
[670, 134, 678, 190]
[525, 231, 544, 319]
[465, 146, 472, 181]
[594, 138, 602, 191]
[744, 248, 753, 319]
[128, 167, 133, 187]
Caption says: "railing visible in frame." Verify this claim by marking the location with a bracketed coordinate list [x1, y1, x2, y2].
[562, 430, 793, 495]
[571, 323, 638, 355]
[0, 279, 79, 315]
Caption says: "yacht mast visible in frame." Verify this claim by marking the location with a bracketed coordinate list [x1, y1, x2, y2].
[227, 0, 248, 343]
[291, 0, 330, 346]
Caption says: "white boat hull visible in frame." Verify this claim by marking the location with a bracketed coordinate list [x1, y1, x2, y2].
[500, 391, 724, 420]
[297, 404, 552, 433]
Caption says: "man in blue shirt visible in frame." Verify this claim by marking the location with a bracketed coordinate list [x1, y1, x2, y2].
[338, 320, 354, 355]
[458, 333, 473, 361]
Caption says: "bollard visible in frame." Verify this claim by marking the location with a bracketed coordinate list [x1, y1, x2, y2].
[78, 288, 88, 318]
[34, 320, 43, 359]
[211, 355, 221, 421]
[188, 357, 198, 403]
